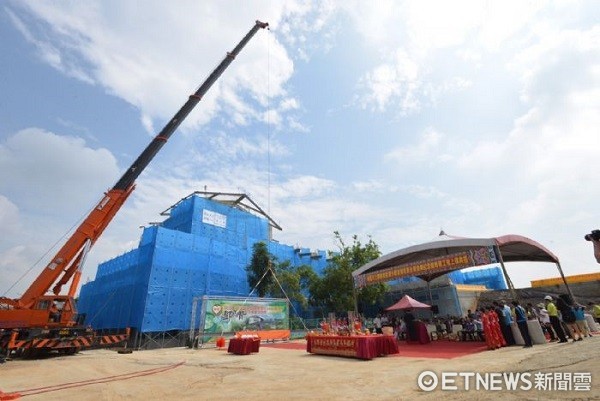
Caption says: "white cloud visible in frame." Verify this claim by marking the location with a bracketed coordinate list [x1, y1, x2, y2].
[0, 245, 30, 295]
[446, 21, 600, 286]
[286, 117, 310, 133]
[8, 1, 302, 135]
[273, 175, 336, 201]
[280, 97, 300, 111]
[357, 57, 414, 112]
[460, 25, 600, 181]
[0, 128, 119, 215]
[344, 1, 547, 114]
[384, 127, 445, 164]
[0, 128, 122, 295]
[5, 7, 95, 84]
[352, 179, 388, 193]
[272, 195, 386, 252]
[276, 0, 340, 61]
[0, 195, 19, 229]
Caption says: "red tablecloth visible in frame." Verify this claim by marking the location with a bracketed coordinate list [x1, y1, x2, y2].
[376, 335, 400, 355]
[406, 321, 430, 344]
[227, 337, 260, 355]
[306, 335, 399, 360]
[236, 330, 291, 341]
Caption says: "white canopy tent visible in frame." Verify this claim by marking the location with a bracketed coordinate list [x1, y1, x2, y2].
[352, 231, 573, 306]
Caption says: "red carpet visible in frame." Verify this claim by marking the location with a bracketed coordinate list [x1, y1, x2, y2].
[261, 340, 488, 359]
[393, 340, 488, 359]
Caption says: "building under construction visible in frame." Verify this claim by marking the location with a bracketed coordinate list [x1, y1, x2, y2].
[77, 191, 328, 348]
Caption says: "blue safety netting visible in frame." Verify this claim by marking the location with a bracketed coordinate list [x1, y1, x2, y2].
[450, 266, 507, 290]
[77, 194, 329, 332]
[389, 266, 507, 291]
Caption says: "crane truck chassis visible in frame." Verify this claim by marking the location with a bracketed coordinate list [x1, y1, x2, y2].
[0, 20, 268, 359]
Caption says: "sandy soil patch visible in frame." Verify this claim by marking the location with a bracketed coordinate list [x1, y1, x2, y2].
[1, 337, 598, 401]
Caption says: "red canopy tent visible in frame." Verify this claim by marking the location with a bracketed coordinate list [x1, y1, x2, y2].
[385, 295, 431, 311]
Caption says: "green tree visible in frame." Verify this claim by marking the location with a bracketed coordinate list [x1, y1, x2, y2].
[269, 260, 319, 308]
[246, 242, 273, 297]
[309, 231, 387, 314]
[246, 242, 318, 306]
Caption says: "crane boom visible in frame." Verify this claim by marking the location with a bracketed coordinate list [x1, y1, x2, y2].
[114, 20, 269, 191]
[1, 20, 268, 326]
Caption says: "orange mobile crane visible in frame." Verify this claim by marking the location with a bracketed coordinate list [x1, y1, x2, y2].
[0, 20, 269, 358]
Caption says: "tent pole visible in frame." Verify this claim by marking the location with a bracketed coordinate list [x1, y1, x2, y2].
[426, 278, 434, 319]
[495, 245, 518, 300]
[426, 280, 433, 305]
[555, 262, 576, 302]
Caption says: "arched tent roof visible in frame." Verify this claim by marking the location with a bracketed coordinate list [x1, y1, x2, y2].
[493, 235, 559, 263]
[352, 232, 560, 286]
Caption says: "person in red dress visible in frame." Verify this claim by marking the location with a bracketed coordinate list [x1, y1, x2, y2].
[481, 308, 497, 350]
[489, 306, 507, 347]
[483, 307, 503, 350]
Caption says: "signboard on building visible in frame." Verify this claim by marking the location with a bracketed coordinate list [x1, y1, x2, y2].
[202, 209, 227, 228]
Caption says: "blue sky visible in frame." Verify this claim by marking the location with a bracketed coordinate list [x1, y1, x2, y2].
[1, 1, 599, 298]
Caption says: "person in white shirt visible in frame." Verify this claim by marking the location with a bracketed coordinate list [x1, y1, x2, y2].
[396, 319, 407, 340]
[472, 317, 484, 341]
[537, 303, 556, 341]
[373, 314, 382, 334]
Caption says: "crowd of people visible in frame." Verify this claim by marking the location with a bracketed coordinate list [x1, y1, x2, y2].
[434, 295, 598, 350]
[368, 297, 598, 348]
[317, 296, 599, 348]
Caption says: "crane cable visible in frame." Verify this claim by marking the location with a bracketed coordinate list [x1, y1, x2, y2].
[1, 203, 95, 297]
[267, 23, 271, 221]
[265, 30, 308, 333]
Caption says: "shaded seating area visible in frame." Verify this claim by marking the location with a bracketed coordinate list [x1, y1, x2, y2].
[425, 322, 454, 341]
[458, 327, 484, 342]
[426, 320, 485, 342]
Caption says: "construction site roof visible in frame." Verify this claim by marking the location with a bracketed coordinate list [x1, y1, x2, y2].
[161, 190, 282, 231]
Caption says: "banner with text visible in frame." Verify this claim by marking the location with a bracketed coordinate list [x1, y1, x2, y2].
[201, 298, 289, 334]
[354, 246, 497, 288]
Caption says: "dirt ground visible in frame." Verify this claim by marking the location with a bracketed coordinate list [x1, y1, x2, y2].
[1, 337, 599, 401]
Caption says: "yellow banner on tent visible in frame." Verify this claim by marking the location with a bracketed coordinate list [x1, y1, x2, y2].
[357, 246, 497, 287]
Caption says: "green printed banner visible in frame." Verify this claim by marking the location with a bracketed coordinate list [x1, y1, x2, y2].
[202, 298, 289, 334]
